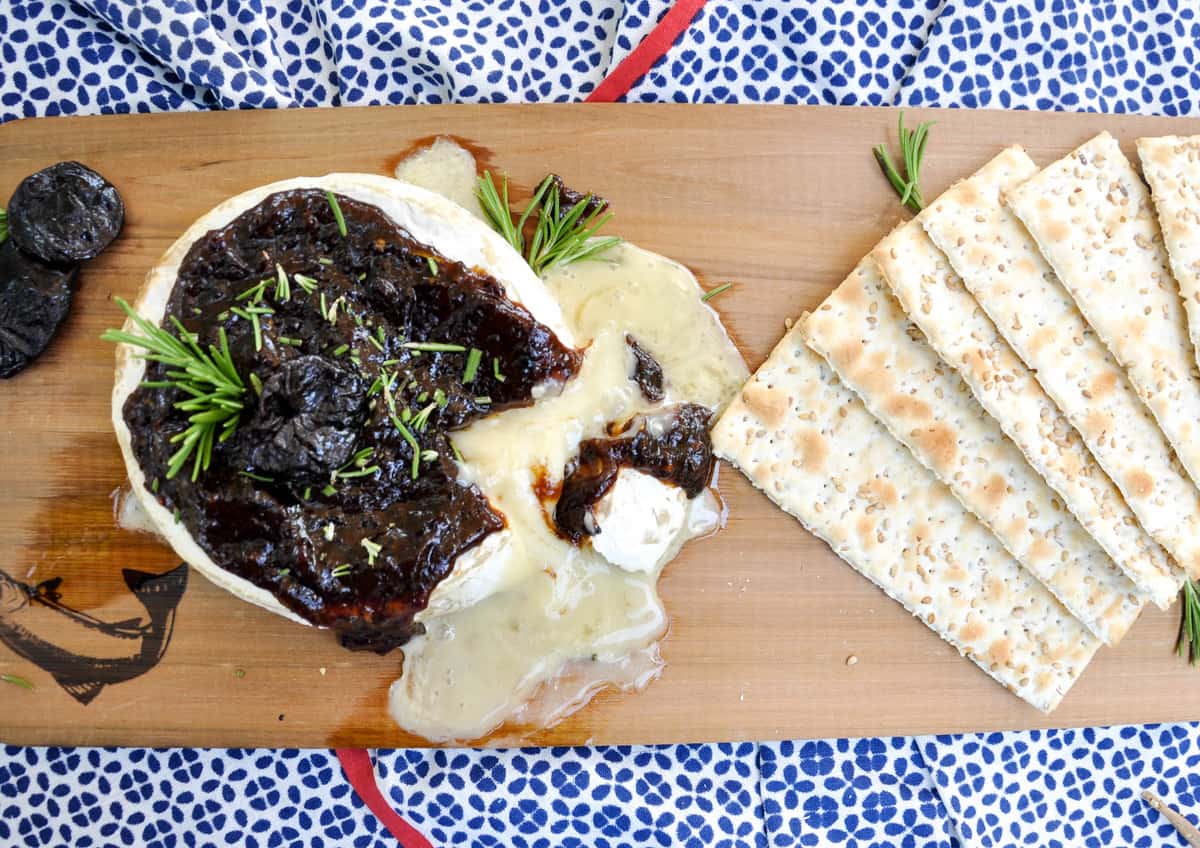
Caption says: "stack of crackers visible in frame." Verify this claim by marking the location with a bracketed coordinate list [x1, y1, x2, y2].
[712, 133, 1200, 712]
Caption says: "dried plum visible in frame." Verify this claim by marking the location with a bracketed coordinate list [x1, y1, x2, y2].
[8, 161, 124, 266]
[0, 241, 77, 378]
[239, 355, 367, 480]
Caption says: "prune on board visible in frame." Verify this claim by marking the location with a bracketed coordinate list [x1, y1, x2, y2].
[8, 161, 125, 266]
[0, 240, 77, 379]
[239, 355, 368, 480]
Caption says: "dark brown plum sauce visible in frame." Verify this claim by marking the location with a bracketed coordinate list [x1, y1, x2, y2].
[124, 188, 580, 653]
[554, 404, 715, 542]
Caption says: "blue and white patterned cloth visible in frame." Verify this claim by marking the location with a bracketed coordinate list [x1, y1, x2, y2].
[4, 1, 1200, 845]
[5, 724, 1200, 846]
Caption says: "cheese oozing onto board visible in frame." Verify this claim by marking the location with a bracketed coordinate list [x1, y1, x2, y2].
[388, 140, 746, 740]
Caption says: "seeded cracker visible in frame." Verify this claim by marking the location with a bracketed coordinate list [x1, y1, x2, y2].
[710, 326, 1100, 711]
[922, 145, 1199, 586]
[1006, 133, 1200, 501]
[1137, 135, 1200, 376]
[800, 258, 1140, 643]
[873, 220, 1164, 610]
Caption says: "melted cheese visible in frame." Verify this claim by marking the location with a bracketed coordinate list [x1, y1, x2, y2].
[390, 234, 747, 740]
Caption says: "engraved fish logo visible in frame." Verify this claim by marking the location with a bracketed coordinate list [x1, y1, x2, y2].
[0, 563, 187, 704]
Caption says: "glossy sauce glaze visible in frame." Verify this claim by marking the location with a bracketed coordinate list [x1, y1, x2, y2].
[123, 188, 579, 652]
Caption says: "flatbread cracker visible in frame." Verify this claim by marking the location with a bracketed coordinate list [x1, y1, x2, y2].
[1137, 135, 1200, 375]
[800, 259, 1142, 644]
[711, 330, 1100, 712]
[922, 144, 1200, 586]
[874, 220, 1169, 609]
[1006, 132, 1200, 496]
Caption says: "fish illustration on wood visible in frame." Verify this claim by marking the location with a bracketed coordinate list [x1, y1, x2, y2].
[0, 563, 187, 704]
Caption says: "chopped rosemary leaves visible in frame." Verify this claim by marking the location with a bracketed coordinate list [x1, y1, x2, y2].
[239, 470, 274, 483]
[420, 449, 439, 462]
[367, 376, 384, 396]
[463, 347, 483, 383]
[325, 190, 348, 237]
[331, 343, 349, 357]
[476, 172, 621, 274]
[403, 341, 466, 353]
[411, 401, 437, 432]
[401, 407, 412, 423]
[433, 387, 447, 408]
[330, 563, 352, 578]
[493, 358, 505, 382]
[173, 507, 181, 524]
[1, 673, 33, 690]
[350, 354, 362, 367]
[427, 256, 438, 275]
[1177, 579, 1200, 665]
[303, 486, 312, 500]
[701, 282, 733, 302]
[230, 306, 263, 351]
[102, 297, 245, 481]
[278, 569, 290, 577]
[151, 478, 160, 493]
[249, 372, 264, 396]
[318, 257, 334, 266]
[337, 464, 379, 479]
[293, 273, 318, 294]
[367, 334, 385, 352]
[390, 415, 421, 480]
[278, 336, 302, 347]
[361, 538, 382, 565]
[0, 208, 7, 244]
[275, 263, 291, 300]
[236, 279, 269, 302]
[474, 396, 492, 405]
[324, 523, 336, 541]
[874, 111, 933, 214]
[382, 358, 401, 367]
[321, 483, 337, 496]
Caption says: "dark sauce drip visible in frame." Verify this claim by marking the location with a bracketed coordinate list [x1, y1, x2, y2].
[124, 188, 581, 653]
[625, 334, 664, 402]
[554, 404, 715, 543]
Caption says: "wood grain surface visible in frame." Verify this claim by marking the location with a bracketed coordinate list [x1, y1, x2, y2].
[2, 104, 1200, 749]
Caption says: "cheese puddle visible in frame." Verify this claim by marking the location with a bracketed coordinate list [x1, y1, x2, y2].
[388, 144, 746, 741]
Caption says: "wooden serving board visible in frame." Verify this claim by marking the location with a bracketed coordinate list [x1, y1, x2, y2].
[3, 104, 1200, 749]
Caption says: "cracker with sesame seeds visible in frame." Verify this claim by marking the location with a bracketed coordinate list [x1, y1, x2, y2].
[1006, 132, 1200, 498]
[711, 327, 1100, 711]
[874, 217, 1167, 611]
[800, 258, 1142, 644]
[1138, 135, 1200, 377]
[923, 144, 1200, 587]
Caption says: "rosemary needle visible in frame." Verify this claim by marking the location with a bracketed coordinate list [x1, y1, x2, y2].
[0, 208, 8, 244]
[462, 347, 483, 383]
[1, 673, 33, 690]
[701, 282, 733, 302]
[325, 190, 348, 237]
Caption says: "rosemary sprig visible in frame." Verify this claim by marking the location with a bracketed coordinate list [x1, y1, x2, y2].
[102, 297, 245, 481]
[1177, 579, 1200, 665]
[411, 401, 438, 432]
[874, 111, 934, 214]
[476, 173, 620, 275]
